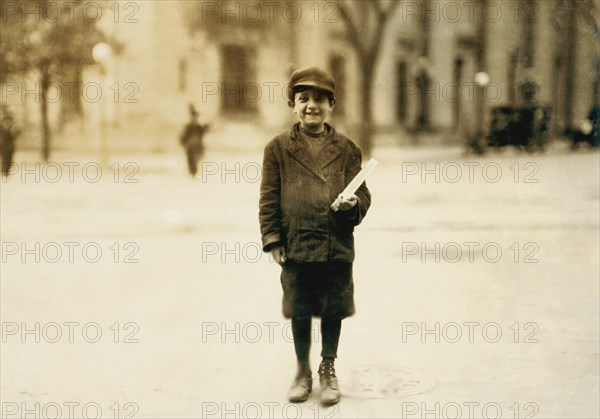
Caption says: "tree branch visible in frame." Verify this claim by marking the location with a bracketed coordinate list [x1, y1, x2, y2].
[364, 1, 402, 64]
[370, 0, 402, 24]
[336, 0, 366, 58]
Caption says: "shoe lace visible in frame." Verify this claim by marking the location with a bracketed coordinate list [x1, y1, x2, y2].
[319, 360, 336, 378]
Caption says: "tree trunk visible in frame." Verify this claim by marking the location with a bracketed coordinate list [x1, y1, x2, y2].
[40, 66, 51, 161]
[359, 60, 374, 157]
[58, 63, 83, 131]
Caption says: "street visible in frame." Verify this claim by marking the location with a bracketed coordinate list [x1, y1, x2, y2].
[1, 143, 599, 418]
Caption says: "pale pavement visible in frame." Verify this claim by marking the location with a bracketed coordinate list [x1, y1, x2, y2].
[1, 142, 598, 418]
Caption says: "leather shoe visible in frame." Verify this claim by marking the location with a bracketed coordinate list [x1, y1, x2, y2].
[288, 375, 312, 403]
[318, 359, 341, 406]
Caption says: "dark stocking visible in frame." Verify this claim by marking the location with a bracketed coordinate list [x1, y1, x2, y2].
[320, 317, 342, 360]
[291, 317, 312, 377]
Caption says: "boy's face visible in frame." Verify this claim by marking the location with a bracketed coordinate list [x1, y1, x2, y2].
[293, 88, 334, 133]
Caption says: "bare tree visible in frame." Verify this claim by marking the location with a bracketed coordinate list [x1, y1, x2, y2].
[336, 0, 402, 156]
[1, 0, 105, 161]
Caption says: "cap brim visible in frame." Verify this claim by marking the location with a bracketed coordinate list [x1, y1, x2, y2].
[293, 81, 334, 94]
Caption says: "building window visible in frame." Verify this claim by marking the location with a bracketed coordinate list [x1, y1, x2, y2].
[520, 0, 536, 68]
[415, 70, 431, 129]
[220, 45, 257, 115]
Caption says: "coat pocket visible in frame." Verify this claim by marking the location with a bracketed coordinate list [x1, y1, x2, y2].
[286, 227, 328, 258]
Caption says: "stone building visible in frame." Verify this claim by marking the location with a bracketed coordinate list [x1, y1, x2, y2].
[4, 0, 598, 151]
[109, 0, 599, 147]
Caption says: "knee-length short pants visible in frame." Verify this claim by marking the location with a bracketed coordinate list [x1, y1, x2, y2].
[280, 261, 355, 319]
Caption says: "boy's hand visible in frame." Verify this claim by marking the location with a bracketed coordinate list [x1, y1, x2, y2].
[332, 194, 358, 212]
[270, 245, 286, 265]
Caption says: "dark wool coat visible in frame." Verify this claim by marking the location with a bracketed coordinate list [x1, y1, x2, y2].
[259, 123, 371, 262]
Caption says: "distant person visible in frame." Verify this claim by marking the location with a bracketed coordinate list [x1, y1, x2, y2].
[179, 104, 209, 176]
[0, 108, 20, 178]
[259, 67, 371, 406]
[570, 105, 600, 149]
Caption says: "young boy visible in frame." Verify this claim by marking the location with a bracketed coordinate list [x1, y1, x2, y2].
[259, 67, 371, 405]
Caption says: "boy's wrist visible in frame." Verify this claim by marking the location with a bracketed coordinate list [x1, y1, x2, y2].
[264, 241, 282, 252]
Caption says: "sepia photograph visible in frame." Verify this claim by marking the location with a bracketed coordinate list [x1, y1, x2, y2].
[1, 0, 599, 418]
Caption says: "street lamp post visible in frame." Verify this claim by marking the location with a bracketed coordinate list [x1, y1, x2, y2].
[473, 71, 490, 153]
[92, 42, 112, 167]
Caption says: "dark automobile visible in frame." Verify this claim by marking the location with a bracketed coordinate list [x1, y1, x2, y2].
[487, 105, 551, 152]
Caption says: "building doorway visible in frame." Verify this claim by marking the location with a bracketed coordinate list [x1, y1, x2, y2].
[396, 61, 408, 124]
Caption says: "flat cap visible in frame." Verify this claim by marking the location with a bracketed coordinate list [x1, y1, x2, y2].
[287, 67, 335, 101]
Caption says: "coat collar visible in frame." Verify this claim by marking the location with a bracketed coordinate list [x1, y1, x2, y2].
[285, 123, 343, 181]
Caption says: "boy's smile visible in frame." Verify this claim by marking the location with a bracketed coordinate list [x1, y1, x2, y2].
[293, 88, 334, 134]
